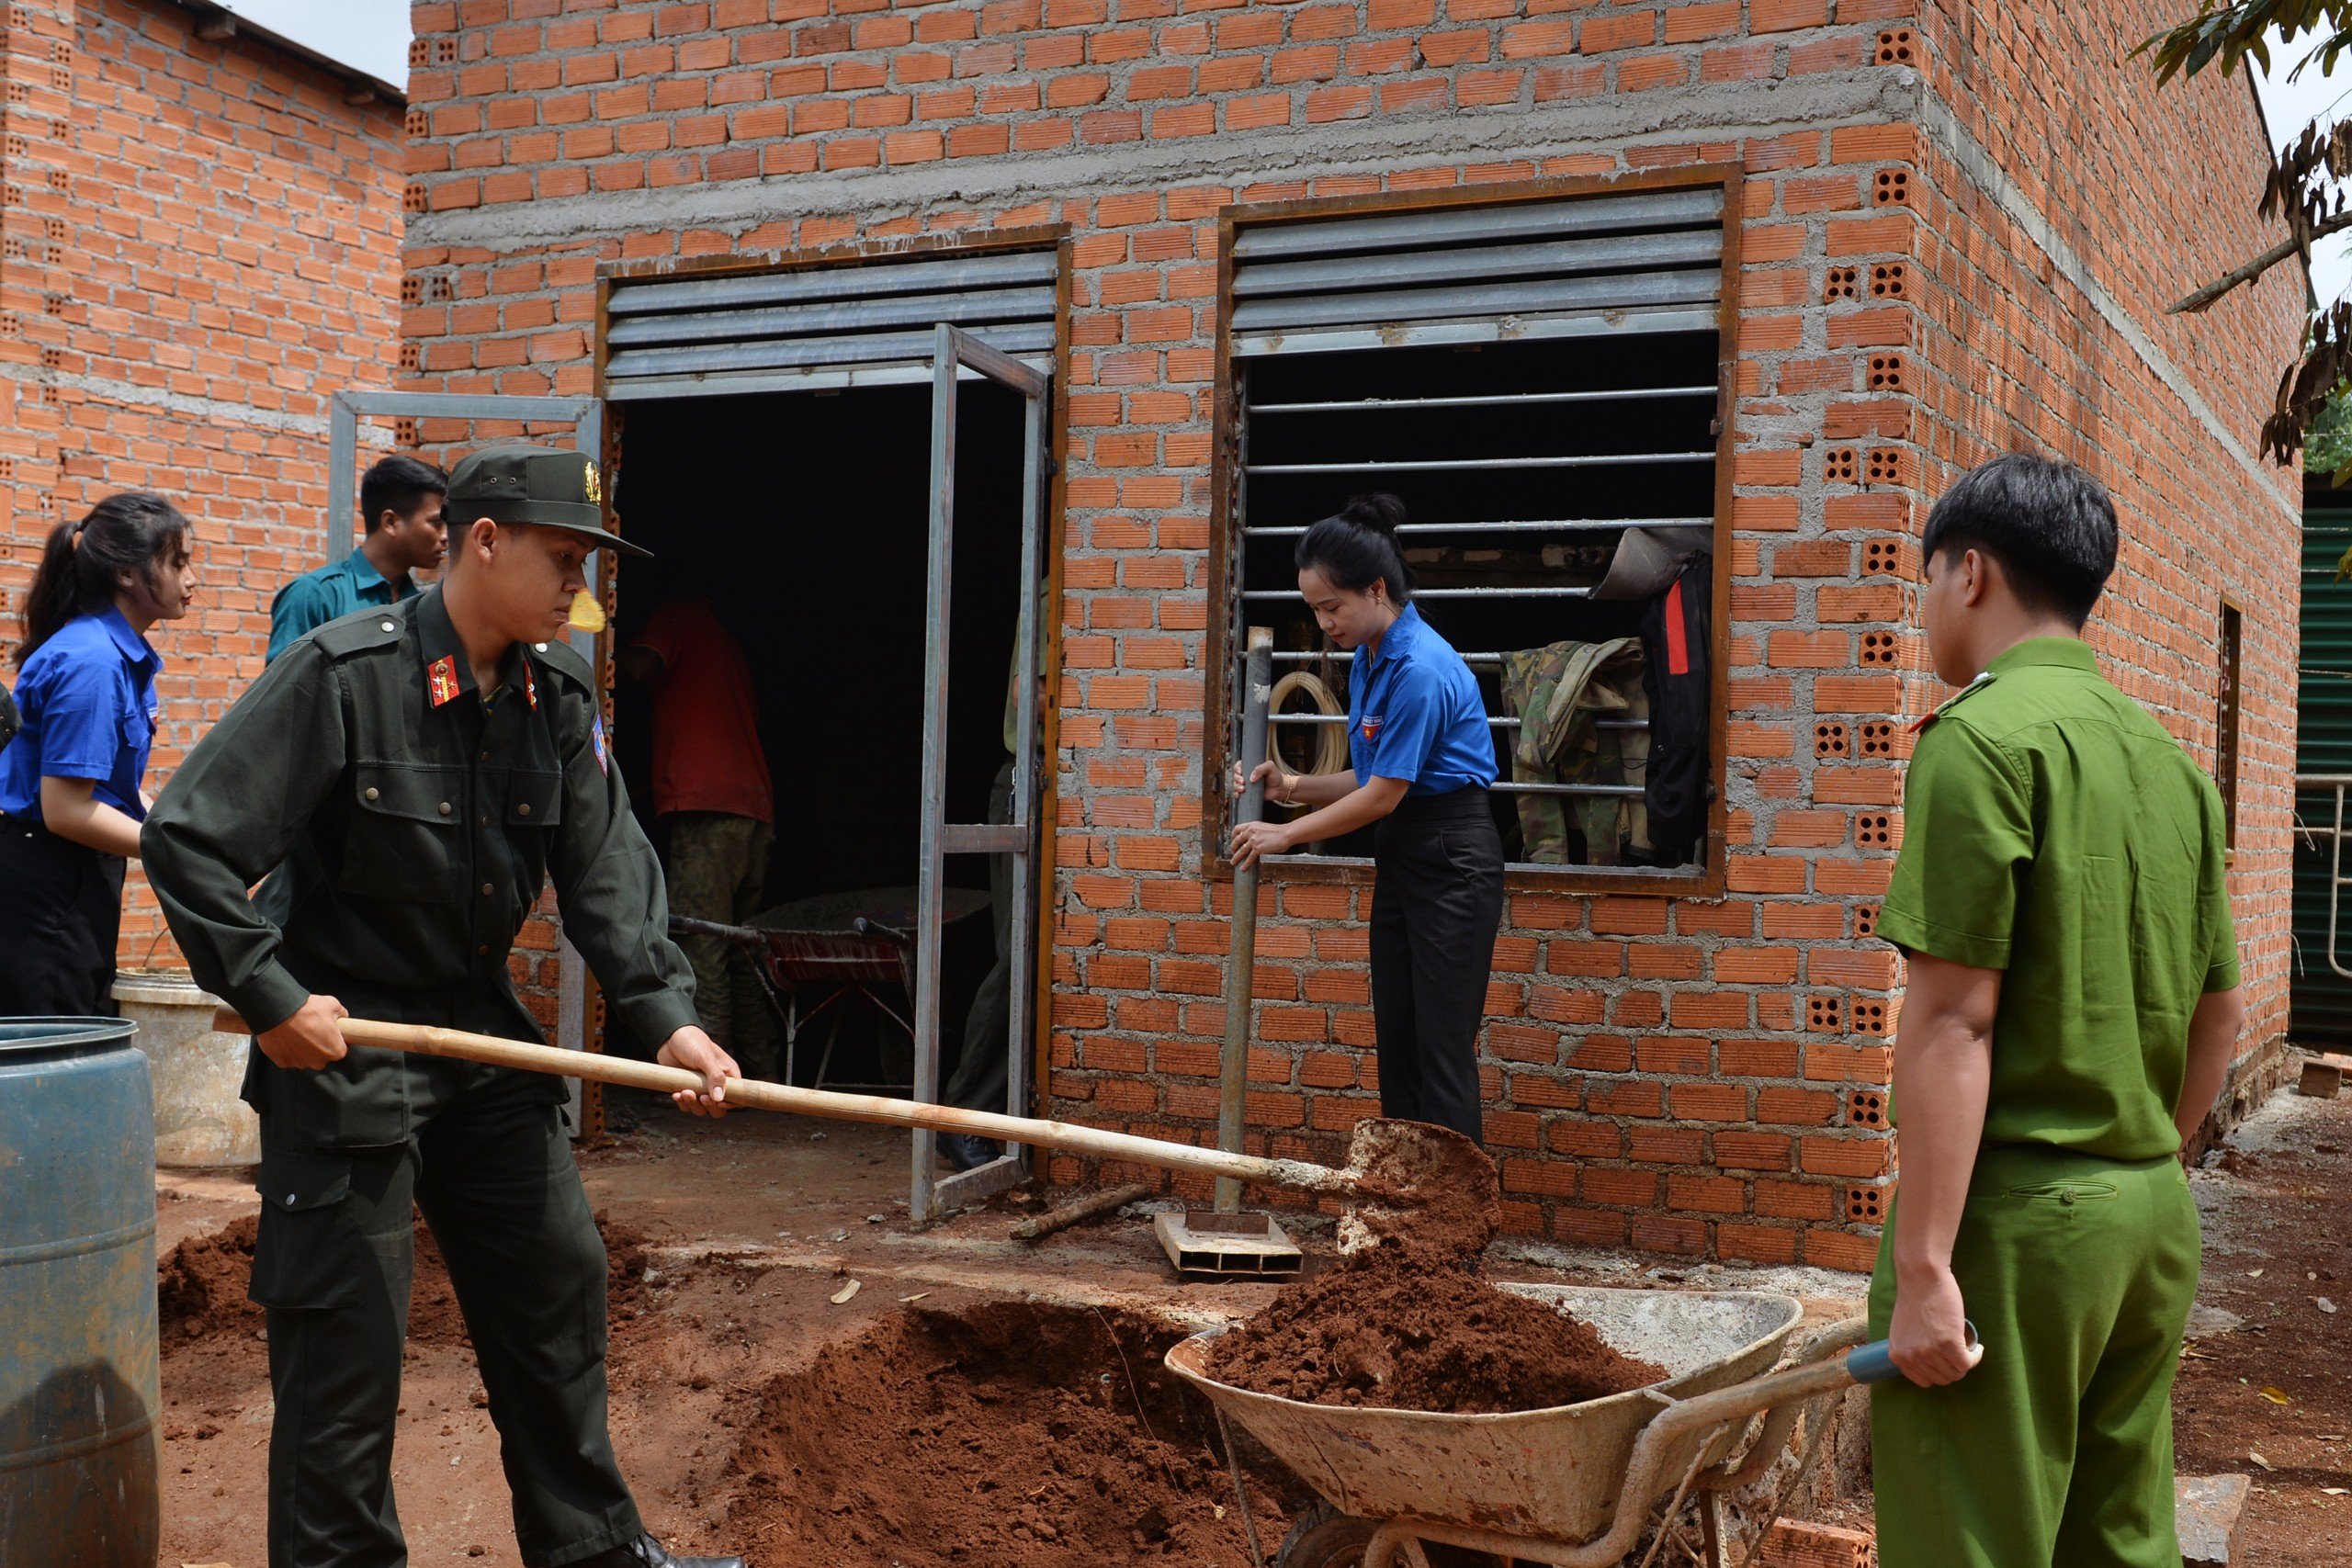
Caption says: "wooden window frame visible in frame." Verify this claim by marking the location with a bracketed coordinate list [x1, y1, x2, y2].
[1200, 167, 1742, 897]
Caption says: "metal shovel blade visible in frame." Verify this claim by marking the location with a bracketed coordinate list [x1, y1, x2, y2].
[1333, 1118, 1502, 1259]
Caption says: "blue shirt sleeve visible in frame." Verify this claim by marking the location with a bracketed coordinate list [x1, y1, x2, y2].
[1363, 659, 1442, 784]
[33, 652, 128, 783]
[266, 575, 334, 664]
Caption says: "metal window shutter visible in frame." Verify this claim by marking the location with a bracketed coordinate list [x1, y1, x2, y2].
[1228, 186, 1724, 358]
[603, 249, 1057, 400]
[2294, 501, 2352, 1043]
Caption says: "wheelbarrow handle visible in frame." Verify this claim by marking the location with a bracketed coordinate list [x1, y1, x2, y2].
[1847, 1319, 1981, 1384]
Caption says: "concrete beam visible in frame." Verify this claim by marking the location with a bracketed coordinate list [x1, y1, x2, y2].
[410, 71, 1918, 254]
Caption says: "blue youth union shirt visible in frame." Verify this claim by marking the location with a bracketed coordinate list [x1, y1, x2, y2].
[1347, 602, 1497, 796]
[0, 607, 163, 823]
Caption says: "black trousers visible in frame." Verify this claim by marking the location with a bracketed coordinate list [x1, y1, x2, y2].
[254, 1085, 640, 1568]
[0, 814, 125, 1016]
[1369, 787, 1505, 1145]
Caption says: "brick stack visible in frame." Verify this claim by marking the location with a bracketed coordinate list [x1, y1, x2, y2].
[0, 0, 404, 962]
[381, 0, 2300, 1267]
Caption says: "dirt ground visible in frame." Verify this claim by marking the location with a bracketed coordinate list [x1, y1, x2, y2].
[2174, 1084, 2352, 1566]
[152, 1081, 2352, 1566]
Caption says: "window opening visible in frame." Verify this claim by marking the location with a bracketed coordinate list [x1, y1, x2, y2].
[1221, 182, 1729, 881]
[2217, 598, 2242, 848]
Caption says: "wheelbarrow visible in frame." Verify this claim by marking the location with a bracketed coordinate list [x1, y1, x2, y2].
[670, 885, 989, 1090]
[1169, 1285, 1968, 1568]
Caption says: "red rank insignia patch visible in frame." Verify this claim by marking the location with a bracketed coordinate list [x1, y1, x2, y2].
[427, 655, 460, 708]
[523, 662, 538, 711]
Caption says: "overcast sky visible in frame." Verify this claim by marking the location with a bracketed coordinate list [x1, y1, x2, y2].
[213, 0, 408, 87]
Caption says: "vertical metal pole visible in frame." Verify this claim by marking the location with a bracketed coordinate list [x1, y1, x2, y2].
[910, 324, 959, 1223]
[1006, 381, 1044, 1134]
[325, 391, 357, 569]
[557, 400, 607, 1127]
[1215, 626, 1274, 1212]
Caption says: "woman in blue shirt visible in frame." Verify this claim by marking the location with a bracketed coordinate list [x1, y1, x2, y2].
[0, 492, 198, 1014]
[1231, 494, 1504, 1144]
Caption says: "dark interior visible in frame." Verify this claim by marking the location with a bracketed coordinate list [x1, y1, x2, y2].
[1238, 331, 1720, 864]
[606, 382, 1033, 1078]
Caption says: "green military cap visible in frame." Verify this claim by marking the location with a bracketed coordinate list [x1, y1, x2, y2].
[445, 444, 650, 558]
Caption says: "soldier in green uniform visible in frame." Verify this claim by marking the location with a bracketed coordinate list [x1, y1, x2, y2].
[142, 446, 745, 1568]
[1868, 455, 2245, 1568]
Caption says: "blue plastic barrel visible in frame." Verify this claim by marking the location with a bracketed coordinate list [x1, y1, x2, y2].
[0, 1018, 161, 1567]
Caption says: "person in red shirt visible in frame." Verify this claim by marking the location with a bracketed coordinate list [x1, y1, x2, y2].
[618, 598, 776, 1077]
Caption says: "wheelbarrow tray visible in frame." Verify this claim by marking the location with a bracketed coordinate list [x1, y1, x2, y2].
[1165, 1283, 1803, 1544]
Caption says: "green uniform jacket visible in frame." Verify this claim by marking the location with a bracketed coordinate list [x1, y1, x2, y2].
[142, 586, 698, 1147]
[1876, 637, 2239, 1161]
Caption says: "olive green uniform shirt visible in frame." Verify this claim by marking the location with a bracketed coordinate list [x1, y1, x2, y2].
[1876, 637, 2239, 1162]
[142, 586, 698, 1146]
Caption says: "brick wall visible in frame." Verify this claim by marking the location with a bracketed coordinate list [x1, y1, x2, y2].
[401, 0, 2301, 1268]
[0, 0, 405, 964]
[1903, 0, 2303, 1063]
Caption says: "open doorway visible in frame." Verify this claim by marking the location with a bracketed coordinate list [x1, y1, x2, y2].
[605, 380, 1035, 1097]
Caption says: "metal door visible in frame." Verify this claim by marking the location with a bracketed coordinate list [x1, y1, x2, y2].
[326, 392, 605, 1102]
[910, 324, 1049, 1221]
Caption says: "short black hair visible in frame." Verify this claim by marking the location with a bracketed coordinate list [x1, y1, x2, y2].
[359, 455, 448, 533]
[1295, 492, 1413, 604]
[1920, 453, 2118, 626]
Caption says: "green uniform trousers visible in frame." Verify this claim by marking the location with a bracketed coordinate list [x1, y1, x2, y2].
[253, 1079, 641, 1568]
[1868, 1145, 2199, 1568]
[664, 811, 776, 1075]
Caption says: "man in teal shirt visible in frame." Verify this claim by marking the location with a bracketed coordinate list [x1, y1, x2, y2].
[266, 455, 447, 662]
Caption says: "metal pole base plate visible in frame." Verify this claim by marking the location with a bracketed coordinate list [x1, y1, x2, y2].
[1155, 1210, 1306, 1278]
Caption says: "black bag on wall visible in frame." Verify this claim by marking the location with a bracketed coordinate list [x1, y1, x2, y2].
[1639, 553, 1711, 865]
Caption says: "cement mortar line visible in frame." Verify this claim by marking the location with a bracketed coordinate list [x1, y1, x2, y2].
[0, 360, 336, 435]
[1913, 93, 2297, 529]
[410, 70, 1917, 252]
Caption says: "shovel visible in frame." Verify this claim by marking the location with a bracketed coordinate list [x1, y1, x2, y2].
[211, 1009, 1500, 1253]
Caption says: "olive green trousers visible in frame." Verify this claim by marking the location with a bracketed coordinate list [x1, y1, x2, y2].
[1869, 1145, 2199, 1568]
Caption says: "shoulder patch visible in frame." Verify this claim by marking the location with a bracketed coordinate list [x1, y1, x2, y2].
[1906, 670, 1996, 735]
[528, 637, 597, 692]
[309, 606, 408, 660]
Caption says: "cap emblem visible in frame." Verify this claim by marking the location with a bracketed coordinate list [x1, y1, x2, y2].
[582, 460, 603, 506]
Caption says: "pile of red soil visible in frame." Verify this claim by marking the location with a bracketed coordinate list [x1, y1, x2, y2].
[726, 1300, 1293, 1565]
[1204, 1247, 1665, 1415]
[156, 1209, 653, 1347]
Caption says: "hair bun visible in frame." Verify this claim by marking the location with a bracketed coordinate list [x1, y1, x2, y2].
[1339, 492, 1408, 536]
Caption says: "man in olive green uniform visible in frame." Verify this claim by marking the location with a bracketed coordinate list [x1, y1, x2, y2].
[1869, 454, 2244, 1568]
[143, 446, 745, 1568]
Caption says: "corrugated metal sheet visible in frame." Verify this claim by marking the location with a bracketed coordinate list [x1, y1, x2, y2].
[603, 249, 1057, 400]
[2292, 499, 2352, 1043]
[1227, 187, 1725, 358]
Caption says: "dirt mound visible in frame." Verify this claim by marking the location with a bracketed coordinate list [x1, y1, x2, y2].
[156, 1208, 654, 1347]
[726, 1300, 1294, 1564]
[1204, 1247, 1665, 1415]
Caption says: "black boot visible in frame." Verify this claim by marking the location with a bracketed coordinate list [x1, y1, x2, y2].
[572, 1533, 745, 1568]
[938, 1132, 1002, 1171]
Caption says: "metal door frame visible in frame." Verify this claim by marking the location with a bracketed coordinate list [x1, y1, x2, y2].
[326, 391, 605, 1103]
[910, 324, 1049, 1222]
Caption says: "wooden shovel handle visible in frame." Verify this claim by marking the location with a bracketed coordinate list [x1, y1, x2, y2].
[212, 1008, 1352, 1198]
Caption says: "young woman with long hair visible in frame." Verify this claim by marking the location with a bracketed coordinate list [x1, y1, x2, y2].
[1230, 493, 1504, 1144]
[0, 491, 197, 1014]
